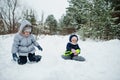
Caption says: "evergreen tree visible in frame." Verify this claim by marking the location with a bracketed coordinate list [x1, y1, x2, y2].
[23, 9, 37, 25]
[45, 15, 57, 34]
[89, 0, 113, 39]
[66, 0, 119, 40]
[66, 0, 88, 28]
[105, 0, 120, 39]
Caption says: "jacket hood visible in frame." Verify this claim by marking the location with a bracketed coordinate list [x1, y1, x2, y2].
[69, 34, 78, 42]
[18, 20, 31, 33]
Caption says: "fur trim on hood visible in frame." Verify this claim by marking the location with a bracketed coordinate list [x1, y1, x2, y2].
[69, 34, 78, 42]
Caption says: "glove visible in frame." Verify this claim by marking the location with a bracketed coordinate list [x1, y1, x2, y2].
[37, 46, 43, 51]
[12, 53, 18, 61]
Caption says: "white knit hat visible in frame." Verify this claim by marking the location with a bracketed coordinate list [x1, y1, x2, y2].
[23, 27, 32, 32]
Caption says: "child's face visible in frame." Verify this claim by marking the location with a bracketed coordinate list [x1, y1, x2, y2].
[71, 37, 78, 44]
[24, 31, 30, 37]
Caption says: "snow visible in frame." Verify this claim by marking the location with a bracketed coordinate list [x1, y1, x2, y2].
[0, 34, 120, 80]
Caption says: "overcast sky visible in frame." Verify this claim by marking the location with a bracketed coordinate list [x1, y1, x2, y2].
[21, 0, 69, 21]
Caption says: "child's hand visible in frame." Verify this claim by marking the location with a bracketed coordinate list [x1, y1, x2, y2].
[37, 46, 43, 51]
[71, 49, 78, 56]
[12, 53, 18, 61]
[74, 53, 78, 56]
[71, 49, 76, 53]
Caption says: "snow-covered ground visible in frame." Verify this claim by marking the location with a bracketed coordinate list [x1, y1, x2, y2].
[0, 34, 120, 80]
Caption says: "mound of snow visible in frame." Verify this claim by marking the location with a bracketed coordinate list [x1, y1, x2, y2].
[0, 34, 120, 80]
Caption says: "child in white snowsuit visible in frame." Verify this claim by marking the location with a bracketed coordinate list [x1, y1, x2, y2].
[62, 34, 82, 61]
[11, 20, 43, 65]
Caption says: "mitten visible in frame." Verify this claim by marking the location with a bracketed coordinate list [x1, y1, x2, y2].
[37, 46, 43, 51]
[12, 53, 18, 61]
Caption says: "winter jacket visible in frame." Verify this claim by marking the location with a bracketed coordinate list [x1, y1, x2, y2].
[64, 42, 81, 56]
[11, 20, 41, 56]
[66, 42, 80, 51]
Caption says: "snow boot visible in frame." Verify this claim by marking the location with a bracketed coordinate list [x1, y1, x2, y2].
[34, 55, 42, 62]
[72, 56, 85, 61]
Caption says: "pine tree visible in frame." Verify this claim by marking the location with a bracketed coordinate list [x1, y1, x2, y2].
[23, 9, 37, 25]
[45, 15, 57, 34]
[66, 0, 118, 40]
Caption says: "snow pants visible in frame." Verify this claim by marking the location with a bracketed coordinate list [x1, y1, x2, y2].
[61, 55, 85, 61]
